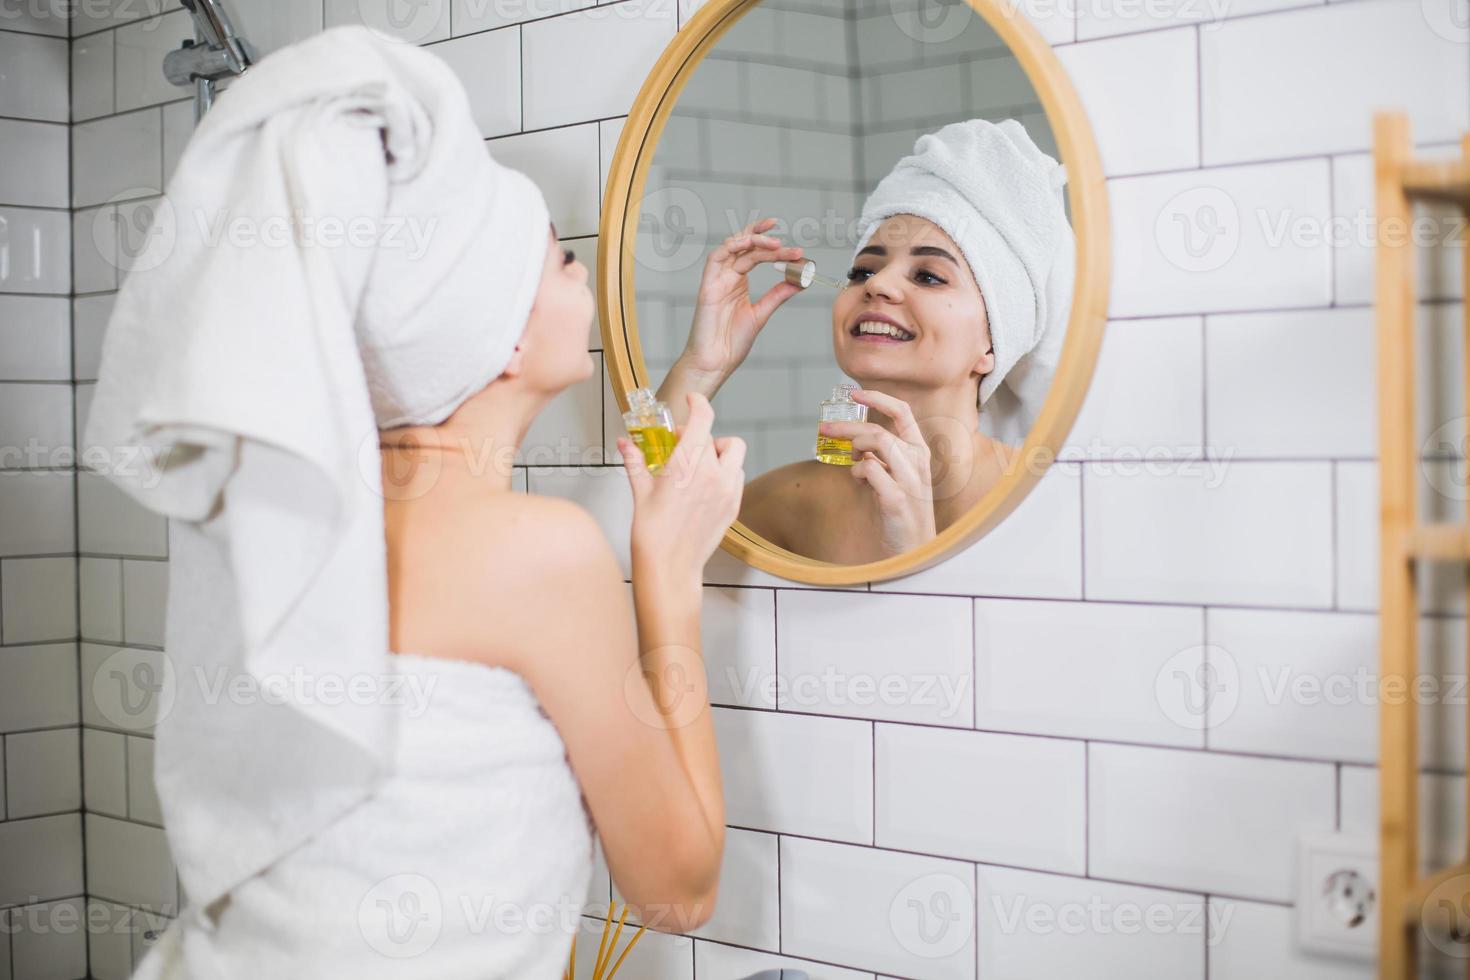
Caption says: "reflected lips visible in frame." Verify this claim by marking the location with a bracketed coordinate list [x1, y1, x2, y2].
[849, 312, 915, 343]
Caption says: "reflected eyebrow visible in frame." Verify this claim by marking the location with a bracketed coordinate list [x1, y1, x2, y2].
[855, 244, 960, 265]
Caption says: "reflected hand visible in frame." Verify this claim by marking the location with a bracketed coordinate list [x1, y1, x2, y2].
[676, 217, 806, 388]
[817, 387, 937, 557]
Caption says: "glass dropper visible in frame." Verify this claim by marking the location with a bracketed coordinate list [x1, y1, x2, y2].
[773, 259, 844, 290]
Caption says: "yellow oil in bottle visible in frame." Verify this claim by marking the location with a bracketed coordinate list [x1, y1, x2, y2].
[629, 424, 678, 474]
[814, 383, 866, 466]
[815, 434, 856, 466]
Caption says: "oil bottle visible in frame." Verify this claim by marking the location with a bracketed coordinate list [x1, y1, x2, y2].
[814, 383, 866, 465]
[623, 387, 678, 474]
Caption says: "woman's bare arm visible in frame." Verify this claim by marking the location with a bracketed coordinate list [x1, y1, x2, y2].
[477, 496, 724, 933]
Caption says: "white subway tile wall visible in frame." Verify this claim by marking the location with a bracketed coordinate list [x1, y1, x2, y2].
[0, 0, 1455, 976]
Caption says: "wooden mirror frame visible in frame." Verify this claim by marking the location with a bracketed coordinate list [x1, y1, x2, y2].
[598, 0, 1111, 586]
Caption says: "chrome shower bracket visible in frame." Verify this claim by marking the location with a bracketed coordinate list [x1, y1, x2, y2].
[163, 0, 256, 121]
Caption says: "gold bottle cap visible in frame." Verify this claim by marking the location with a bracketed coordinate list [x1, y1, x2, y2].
[780, 259, 816, 289]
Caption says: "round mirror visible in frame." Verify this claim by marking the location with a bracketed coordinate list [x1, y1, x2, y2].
[600, 0, 1109, 585]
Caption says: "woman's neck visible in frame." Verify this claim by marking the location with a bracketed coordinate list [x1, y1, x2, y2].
[378, 381, 546, 498]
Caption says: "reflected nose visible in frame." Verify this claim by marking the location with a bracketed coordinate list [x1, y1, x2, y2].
[863, 264, 904, 302]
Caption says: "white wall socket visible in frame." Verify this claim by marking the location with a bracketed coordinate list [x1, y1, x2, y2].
[1297, 833, 1378, 961]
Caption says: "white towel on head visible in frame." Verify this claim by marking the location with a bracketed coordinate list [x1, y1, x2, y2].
[81, 24, 550, 918]
[852, 117, 1074, 444]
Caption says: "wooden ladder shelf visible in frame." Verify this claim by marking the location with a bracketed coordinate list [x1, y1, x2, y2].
[1376, 112, 1470, 980]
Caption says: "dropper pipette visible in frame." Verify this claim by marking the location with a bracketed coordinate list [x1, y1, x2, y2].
[773, 259, 844, 291]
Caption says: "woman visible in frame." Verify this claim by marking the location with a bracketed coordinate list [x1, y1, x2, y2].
[85, 26, 735, 979]
[656, 118, 1075, 564]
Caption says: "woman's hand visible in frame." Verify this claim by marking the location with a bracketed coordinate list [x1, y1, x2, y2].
[672, 217, 806, 393]
[818, 387, 938, 556]
[618, 392, 746, 590]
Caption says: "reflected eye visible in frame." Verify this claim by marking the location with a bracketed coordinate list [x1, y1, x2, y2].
[563, 248, 576, 266]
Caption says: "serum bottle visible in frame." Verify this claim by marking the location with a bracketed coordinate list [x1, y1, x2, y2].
[623, 387, 678, 474]
[814, 383, 866, 465]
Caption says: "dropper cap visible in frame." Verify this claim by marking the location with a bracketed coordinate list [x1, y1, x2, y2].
[774, 260, 843, 290]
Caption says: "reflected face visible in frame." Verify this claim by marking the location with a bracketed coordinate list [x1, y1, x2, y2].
[831, 214, 995, 400]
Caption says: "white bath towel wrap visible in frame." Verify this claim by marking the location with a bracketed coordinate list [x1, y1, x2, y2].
[82, 21, 553, 952]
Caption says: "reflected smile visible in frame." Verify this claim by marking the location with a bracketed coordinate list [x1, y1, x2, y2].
[849, 312, 915, 342]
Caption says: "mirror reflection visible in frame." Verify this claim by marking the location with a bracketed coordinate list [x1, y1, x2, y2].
[631, 0, 1075, 564]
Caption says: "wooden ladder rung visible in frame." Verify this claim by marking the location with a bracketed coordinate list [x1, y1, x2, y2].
[1403, 860, 1470, 928]
[1400, 160, 1470, 205]
[1403, 522, 1470, 560]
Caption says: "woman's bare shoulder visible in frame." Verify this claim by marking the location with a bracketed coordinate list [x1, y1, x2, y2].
[461, 492, 618, 577]
[387, 491, 625, 666]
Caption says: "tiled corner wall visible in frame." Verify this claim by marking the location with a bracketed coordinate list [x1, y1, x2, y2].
[0, 4, 85, 980]
[4, 0, 1465, 976]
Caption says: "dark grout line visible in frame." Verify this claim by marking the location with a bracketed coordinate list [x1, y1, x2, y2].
[716, 699, 1438, 772]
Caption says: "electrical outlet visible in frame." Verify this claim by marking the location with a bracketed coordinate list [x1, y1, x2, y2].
[1297, 833, 1378, 960]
